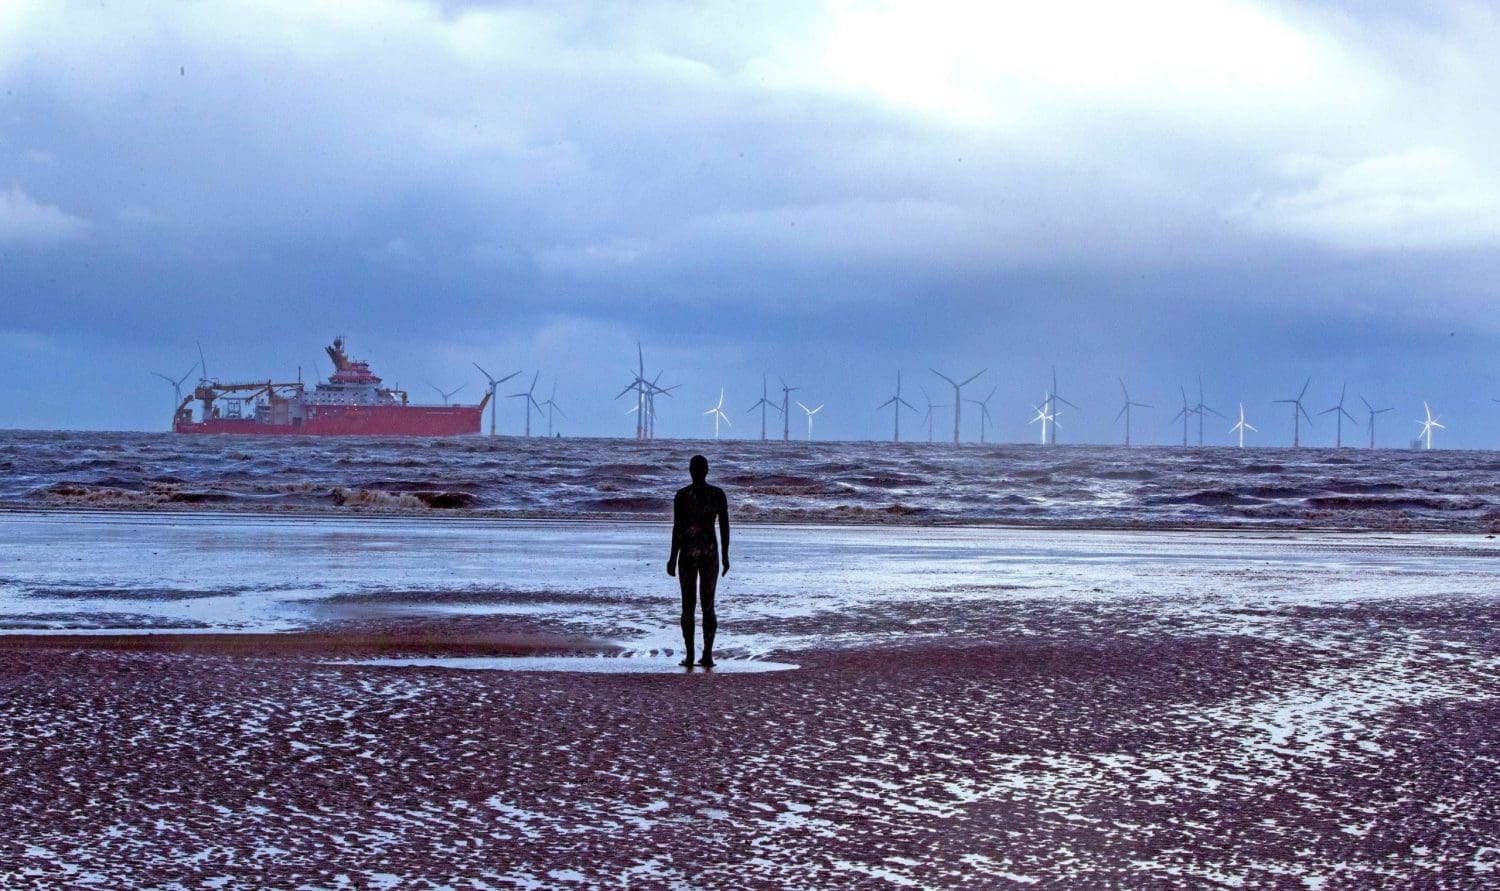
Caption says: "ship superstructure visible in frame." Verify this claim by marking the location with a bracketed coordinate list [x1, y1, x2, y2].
[173, 338, 486, 436]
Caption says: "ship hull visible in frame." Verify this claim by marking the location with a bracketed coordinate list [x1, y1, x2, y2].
[175, 404, 483, 436]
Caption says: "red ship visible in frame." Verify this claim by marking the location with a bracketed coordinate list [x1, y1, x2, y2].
[173, 338, 486, 436]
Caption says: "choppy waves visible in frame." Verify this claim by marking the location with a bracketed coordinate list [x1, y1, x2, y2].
[2, 431, 1498, 532]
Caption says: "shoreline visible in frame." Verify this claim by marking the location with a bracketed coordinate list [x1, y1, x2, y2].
[3, 502, 1497, 538]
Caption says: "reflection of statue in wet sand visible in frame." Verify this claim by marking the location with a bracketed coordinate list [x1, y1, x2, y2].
[667, 455, 730, 667]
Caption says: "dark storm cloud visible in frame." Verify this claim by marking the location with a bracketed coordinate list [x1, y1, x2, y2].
[1, 0, 1497, 444]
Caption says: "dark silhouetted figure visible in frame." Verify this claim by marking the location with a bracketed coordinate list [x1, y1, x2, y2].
[667, 454, 729, 667]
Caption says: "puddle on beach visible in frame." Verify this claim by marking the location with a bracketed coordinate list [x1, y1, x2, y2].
[337, 656, 798, 674]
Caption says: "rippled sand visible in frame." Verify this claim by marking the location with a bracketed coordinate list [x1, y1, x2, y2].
[3, 598, 1495, 887]
[1, 515, 1496, 886]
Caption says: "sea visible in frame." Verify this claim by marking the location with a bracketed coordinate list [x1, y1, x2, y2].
[2, 430, 1497, 532]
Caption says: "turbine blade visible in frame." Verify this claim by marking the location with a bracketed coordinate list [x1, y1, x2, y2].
[960, 370, 986, 387]
[930, 369, 956, 387]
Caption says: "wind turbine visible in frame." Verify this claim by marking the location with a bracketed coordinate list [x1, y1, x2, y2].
[920, 387, 945, 443]
[747, 375, 781, 442]
[1230, 403, 1257, 448]
[778, 378, 800, 442]
[931, 368, 986, 445]
[1359, 396, 1393, 449]
[1045, 366, 1077, 445]
[1169, 387, 1192, 447]
[877, 371, 918, 442]
[1417, 401, 1445, 449]
[152, 362, 199, 426]
[635, 372, 676, 440]
[796, 401, 823, 441]
[704, 388, 731, 439]
[473, 363, 521, 436]
[1115, 379, 1151, 446]
[540, 380, 564, 437]
[429, 382, 465, 406]
[509, 372, 544, 437]
[616, 343, 672, 440]
[1028, 394, 1054, 444]
[1274, 378, 1314, 448]
[966, 387, 997, 444]
[1319, 383, 1357, 448]
[1191, 375, 1224, 446]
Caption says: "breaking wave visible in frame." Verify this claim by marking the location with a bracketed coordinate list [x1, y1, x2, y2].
[3, 431, 1498, 532]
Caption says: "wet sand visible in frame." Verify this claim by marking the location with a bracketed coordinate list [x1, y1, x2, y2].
[3, 583, 1498, 886]
[3, 513, 1499, 885]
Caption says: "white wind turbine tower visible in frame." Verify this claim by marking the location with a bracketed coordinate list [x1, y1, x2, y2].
[540, 380, 564, 437]
[920, 387, 946, 443]
[931, 368, 986, 445]
[1045, 366, 1077, 445]
[747, 376, 781, 442]
[1319, 383, 1357, 448]
[1230, 403, 1257, 448]
[1191, 375, 1224, 446]
[628, 373, 676, 440]
[1115, 379, 1150, 446]
[877, 371, 918, 442]
[647, 372, 678, 440]
[509, 372, 544, 437]
[152, 362, 199, 427]
[778, 378, 800, 441]
[473, 363, 521, 436]
[704, 388, 731, 439]
[614, 343, 649, 440]
[967, 387, 998, 444]
[1169, 387, 1192, 447]
[1274, 378, 1314, 448]
[429, 382, 465, 406]
[1417, 401, 1445, 449]
[796, 401, 823, 441]
[1360, 396, 1393, 449]
[1028, 393, 1054, 444]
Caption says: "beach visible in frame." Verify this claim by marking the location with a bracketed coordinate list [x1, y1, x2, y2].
[2, 511, 1497, 886]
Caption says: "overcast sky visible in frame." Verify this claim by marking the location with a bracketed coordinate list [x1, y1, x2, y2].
[3, 0, 1498, 445]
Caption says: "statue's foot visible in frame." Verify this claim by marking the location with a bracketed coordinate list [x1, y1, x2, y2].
[696, 655, 715, 668]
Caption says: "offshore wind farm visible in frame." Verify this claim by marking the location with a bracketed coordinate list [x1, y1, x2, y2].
[125, 337, 1500, 450]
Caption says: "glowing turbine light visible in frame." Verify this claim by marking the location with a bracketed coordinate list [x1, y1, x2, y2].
[1028, 393, 1055, 444]
[704, 388, 731, 439]
[1230, 402, 1257, 448]
[796, 401, 824, 441]
[1417, 401, 1445, 450]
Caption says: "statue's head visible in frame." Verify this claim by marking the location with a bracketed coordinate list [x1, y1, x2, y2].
[689, 454, 708, 483]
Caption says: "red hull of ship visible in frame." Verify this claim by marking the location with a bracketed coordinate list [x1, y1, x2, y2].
[175, 404, 483, 436]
